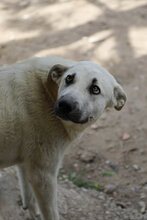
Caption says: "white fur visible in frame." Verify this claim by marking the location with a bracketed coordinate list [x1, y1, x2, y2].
[0, 56, 126, 220]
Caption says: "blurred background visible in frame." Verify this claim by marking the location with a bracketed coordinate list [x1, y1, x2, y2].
[0, 0, 147, 219]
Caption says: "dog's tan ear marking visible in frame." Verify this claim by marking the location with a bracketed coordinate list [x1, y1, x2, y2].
[113, 85, 127, 111]
[47, 64, 69, 102]
[49, 64, 69, 83]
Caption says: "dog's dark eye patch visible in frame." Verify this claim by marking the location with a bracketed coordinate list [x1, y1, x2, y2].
[92, 78, 97, 84]
[89, 78, 101, 95]
[65, 73, 76, 85]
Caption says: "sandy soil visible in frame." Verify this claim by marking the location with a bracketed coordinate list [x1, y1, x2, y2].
[0, 0, 147, 219]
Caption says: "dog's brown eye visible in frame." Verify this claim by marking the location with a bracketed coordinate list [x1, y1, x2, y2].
[91, 85, 101, 95]
[65, 74, 74, 84]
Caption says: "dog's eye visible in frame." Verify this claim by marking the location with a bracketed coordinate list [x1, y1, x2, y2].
[65, 75, 74, 84]
[91, 85, 101, 95]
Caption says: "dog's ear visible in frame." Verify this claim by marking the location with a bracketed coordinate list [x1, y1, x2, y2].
[113, 84, 127, 111]
[47, 64, 69, 101]
[49, 64, 69, 84]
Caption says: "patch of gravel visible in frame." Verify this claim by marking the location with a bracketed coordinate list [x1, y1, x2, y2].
[0, 168, 147, 220]
[59, 181, 147, 220]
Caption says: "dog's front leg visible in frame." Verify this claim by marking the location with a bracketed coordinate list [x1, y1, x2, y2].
[16, 165, 32, 210]
[26, 163, 59, 220]
[17, 165, 40, 219]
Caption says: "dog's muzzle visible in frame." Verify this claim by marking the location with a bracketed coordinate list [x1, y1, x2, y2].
[54, 97, 88, 124]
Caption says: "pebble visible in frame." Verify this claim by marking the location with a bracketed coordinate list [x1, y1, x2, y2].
[122, 133, 130, 141]
[22, 14, 30, 20]
[113, 191, 117, 197]
[116, 201, 126, 209]
[140, 149, 147, 154]
[138, 201, 146, 214]
[91, 123, 98, 130]
[137, 126, 142, 131]
[80, 152, 96, 163]
[88, 35, 108, 43]
[73, 163, 78, 168]
[104, 184, 117, 194]
[86, 164, 90, 168]
[99, 193, 105, 200]
[82, 188, 87, 192]
[109, 164, 119, 172]
[140, 193, 146, 199]
[132, 164, 139, 171]
[123, 189, 131, 198]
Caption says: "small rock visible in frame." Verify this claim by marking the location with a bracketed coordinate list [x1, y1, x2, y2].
[137, 126, 142, 131]
[130, 186, 140, 192]
[128, 148, 137, 152]
[105, 160, 110, 164]
[82, 188, 87, 192]
[132, 164, 139, 171]
[123, 189, 131, 198]
[126, 202, 131, 206]
[138, 201, 146, 214]
[22, 14, 30, 20]
[109, 164, 119, 172]
[88, 35, 108, 43]
[80, 152, 96, 163]
[98, 193, 105, 200]
[116, 201, 126, 209]
[86, 164, 90, 168]
[91, 124, 98, 130]
[104, 184, 117, 194]
[73, 163, 78, 168]
[122, 133, 130, 141]
[77, 152, 81, 156]
[113, 191, 117, 197]
[140, 149, 147, 154]
[140, 193, 146, 199]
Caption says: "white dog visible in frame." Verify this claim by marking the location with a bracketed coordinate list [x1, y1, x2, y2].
[0, 56, 126, 220]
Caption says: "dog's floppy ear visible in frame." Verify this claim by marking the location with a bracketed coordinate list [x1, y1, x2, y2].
[47, 64, 69, 101]
[113, 84, 127, 111]
[49, 64, 69, 84]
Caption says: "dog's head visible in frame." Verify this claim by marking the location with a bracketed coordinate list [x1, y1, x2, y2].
[48, 61, 126, 124]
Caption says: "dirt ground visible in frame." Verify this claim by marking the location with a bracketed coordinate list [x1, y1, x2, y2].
[0, 0, 147, 219]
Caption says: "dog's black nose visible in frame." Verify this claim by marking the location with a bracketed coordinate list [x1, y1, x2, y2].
[54, 97, 84, 123]
[58, 98, 74, 114]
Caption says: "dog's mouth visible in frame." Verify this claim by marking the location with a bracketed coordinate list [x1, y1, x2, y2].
[54, 98, 88, 124]
[55, 111, 88, 124]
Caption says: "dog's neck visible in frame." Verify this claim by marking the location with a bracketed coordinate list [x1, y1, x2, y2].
[61, 120, 89, 141]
